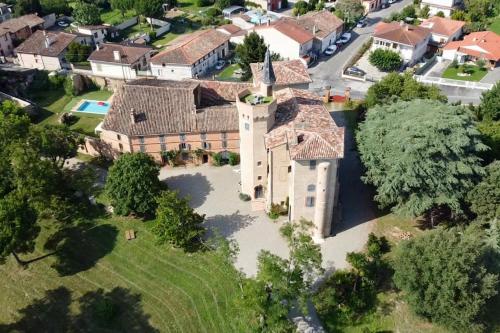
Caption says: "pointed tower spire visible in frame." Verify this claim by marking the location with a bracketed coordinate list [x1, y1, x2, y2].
[262, 48, 276, 86]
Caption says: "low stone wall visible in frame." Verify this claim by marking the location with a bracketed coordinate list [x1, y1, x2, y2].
[115, 16, 138, 30]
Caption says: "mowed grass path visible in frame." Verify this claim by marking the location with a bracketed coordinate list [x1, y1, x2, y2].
[0, 216, 241, 332]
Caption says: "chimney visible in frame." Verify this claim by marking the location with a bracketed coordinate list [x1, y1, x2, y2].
[130, 108, 136, 124]
[96, 43, 100, 51]
[113, 50, 121, 62]
[43, 30, 50, 48]
[399, 20, 405, 27]
[313, 24, 317, 36]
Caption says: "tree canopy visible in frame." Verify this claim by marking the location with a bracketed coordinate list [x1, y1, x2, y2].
[479, 82, 500, 121]
[334, 0, 364, 23]
[134, 0, 164, 19]
[110, 0, 133, 17]
[14, 0, 42, 16]
[73, 1, 102, 25]
[357, 99, 486, 218]
[369, 49, 402, 72]
[468, 161, 500, 222]
[393, 225, 499, 331]
[152, 190, 205, 250]
[66, 42, 92, 64]
[365, 72, 447, 107]
[40, 0, 71, 16]
[235, 32, 267, 81]
[105, 153, 162, 216]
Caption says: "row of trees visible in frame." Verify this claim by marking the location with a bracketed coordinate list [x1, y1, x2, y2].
[451, 0, 500, 32]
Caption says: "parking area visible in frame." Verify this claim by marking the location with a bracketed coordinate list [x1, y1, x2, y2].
[355, 50, 387, 81]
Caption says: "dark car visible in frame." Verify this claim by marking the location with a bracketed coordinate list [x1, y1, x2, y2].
[345, 67, 366, 77]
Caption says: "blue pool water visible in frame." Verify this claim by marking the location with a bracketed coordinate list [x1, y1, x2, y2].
[76, 100, 110, 115]
[246, 10, 278, 25]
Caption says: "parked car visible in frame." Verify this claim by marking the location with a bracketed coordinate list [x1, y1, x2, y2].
[215, 60, 226, 70]
[337, 32, 352, 44]
[57, 20, 69, 27]
[356, 19, 367, 28]
[388, 0, 396, 3]
[381, 2, 389, 8]
[345, 66, 366, 77]
[324, 45, 338, 56]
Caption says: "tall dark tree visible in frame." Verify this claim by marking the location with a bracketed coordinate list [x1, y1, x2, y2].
[105, 153, 162, 216]
[110, 0, 133, 17]
[73, 1, 102, 25]
[235, 32, 267, 81]
[14, 0, 42, 16]
[40, 0, 71, 15]
[357, 99, 486, 220]
[134, 0, 164, 19]
[479, 82, 500, 121]
[393, 225, 499, 332]
[468, 161, 500, 222]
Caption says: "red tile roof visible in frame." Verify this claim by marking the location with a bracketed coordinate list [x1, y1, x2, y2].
[0, 14, 44, 34]
[444, 31, 500, 62]
[251, 60, 312, 86]
[420, 16, 464, 38]
[255, 18, 314, 44]
[88, 43, 152, 64]
[150, 29, 229, 65]
[374, 21, 431, 46]
[15, 30, 76, 57]
[217, 24, 242, 35]
[296, 10, 344, 39]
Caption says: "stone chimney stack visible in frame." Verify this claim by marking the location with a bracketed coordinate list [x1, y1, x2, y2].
[43, 31, 50, 48]
[313, 24, 317, 36]
[130, 108, 136, 124]
[113, 50, 121, 62]
[96, 43, 100, 51]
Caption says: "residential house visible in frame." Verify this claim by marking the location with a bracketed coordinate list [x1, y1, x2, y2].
[0, 29, 13, 58]
[250, 59, 312, 90]
[99, 50, 345, 241]
[0, 3, 11, 23]
[88, 43, 152, 80]
[420, 0, 462, 17]
[0, 14, 44, 42]
[254, 19, 314, 60]
[75, 25, 113, 49]
[15, 30, 77, 71]
[443, 31, 500, 68]
[372, 21, 431, 65]
[253, 0, 282, 11]
[216, 24, 246, 44]
[362, 0, 382, 13]
[295, 10, 344, 53]
[420, 16, 464, 47]
[150, 29, 230, 80]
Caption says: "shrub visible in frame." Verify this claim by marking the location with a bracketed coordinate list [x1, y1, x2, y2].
[476, 59, 486, 70]
[293, 0, 309, 16]
[239, 193, 251, 201]
[269, 203, 287, 219]
[228, 152, 240, 166]
[64, 76, 77, 96]
[162, 150, 180, 166]
[450, 59, 458, 68]
[48, 74, 66, 88]
[205, 7, 221, 17]
[212, 152, 223, 166]
[369, 48, 402, 72]
[435, 10, 445, 17]
[196, 0, 212, 6]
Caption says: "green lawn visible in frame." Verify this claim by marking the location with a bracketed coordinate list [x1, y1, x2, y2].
[119, 23, 154, 41]
[33, 89, 112, 137]
[100, 8, 137, 25]
[0, 214, 241, 332]
[217, 64, 242, 81]
[489, 16, 500, 34]
[152, 17, 202, 49]
[442, 64, 488, 81]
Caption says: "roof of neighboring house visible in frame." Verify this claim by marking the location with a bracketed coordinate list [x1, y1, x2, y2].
[217, 24, 242, 35]
[251, 60, 312, 86]
[150, 29, 230, 65]
[102, 79, 242, 136]
[444, 31, 500, 61]
[373, 21, 431, 46]
[420, 16, 464, 37]
[88, 43, 152, 65]
[296, 10, 344, 39]
[15, 30, 76, 57]
[0, 14, 44, 34]
[194, 79, 252, 106]
[256, 18, 314, 44]
[265, 88, 344, 160]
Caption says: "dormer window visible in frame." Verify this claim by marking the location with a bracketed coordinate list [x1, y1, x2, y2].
[297, 134, 304, 143]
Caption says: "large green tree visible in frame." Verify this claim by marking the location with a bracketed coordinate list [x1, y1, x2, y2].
[357, 99, 486, 220]
[468, 161, 500, 222]
[235, 32, 267, 81]
[40, 0, 71, 15]
[479, 82, 500, 121]
[65, 42, 92, 64]
[105, 153, 162, 216]
[393, 226, 499, 331]
[334, 0, 364, 23]
[365, 72, 447, 107]
[369, 49, 402, 72]
[73, 1, 102, 25]
[110, 0, 133, 17]
[152, 190, 205, 250]
[14, 0, 42, 16]
[134, 0, 164, 19]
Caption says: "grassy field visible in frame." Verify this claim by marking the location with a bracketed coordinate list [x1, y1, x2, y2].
[442, 64, 488, 81]
[100, 8, 137, 25]
[0, 214, 241, 332]
[489, 16, 500, 34]
[33, 89, 112, 137]
[217, 64, 242, 81]
[152, 17, 202, 49]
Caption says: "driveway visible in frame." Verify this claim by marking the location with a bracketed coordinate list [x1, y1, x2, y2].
[481, 66, 500, 84]
[159, 111, 376, 276]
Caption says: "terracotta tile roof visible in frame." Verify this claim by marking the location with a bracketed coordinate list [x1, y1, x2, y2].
[256, 18, 314, 44]
[194, 79, 252, 106]
[0, 14, 44, 34]
[265, 89, 344, 160]
[150, 29, 229, 65]
[251, 60, 312, 86]
[102, 79, 240, 136]
[296, 10, 343, 39]
[444, 31, 500, 61]
[15, 30, 76, 57]
[420, 16, 464, 37]
[373, 21, 430, 46]
[217, 24, 242, 35]
[88, 43, 152, 64]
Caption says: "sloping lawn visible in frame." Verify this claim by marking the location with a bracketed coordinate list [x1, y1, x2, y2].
[217, 64, 242, 81]
[33, 89, 112, 137]
[489, 16, 500, 34]
[0, 214, 241, 332]
[152, 17, 202, 49]
[100, 8, 137, 25]
[442, 64, 488, 81]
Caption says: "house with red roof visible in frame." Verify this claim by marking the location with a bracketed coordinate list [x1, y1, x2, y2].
[420, 16, 464, 47]
[442, 31, 500, 68]
[372, 21, 431, 65]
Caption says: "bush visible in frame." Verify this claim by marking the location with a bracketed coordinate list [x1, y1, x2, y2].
[212, 152, 223, 166]
[293, 0, 309, 16]
[48, 74, 66, 88]
[239, 193, 251, 201]
[196, 0, 212, 6]
[205, 7, 221, 17]
[369, 48, 402, 72]
[161, 150, 180, 166]
[64, 77, 77, 96]
[228, 152, 240, 166]
[268, 203, 287, 219]
[450, 59, 458, 68]
[435, 10, 445, 17]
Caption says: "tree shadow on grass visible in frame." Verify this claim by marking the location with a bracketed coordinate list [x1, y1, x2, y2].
[44, 222, 118, 276]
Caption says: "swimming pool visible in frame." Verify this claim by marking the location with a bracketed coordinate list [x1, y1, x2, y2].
[246, 10, 278, 25]
[76, 100, 111, 115]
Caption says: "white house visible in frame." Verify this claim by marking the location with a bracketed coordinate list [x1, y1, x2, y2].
[150, 29, 229, 80]
[216, 24, 247, 44]
[76, 25, 112, 48]
[254, 19, 314, 60]
[420, 16, 464, 47]
[372, 21, 431, 65]
[15, 30, 77, 71]
[88, 43, 152, 80]
[443, 31, 500, 68]
[0, 2, 11, 23]
[295, 10, 344, 53]
[420, 0, 462, 17]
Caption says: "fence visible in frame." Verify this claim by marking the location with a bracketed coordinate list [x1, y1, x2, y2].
[146, 17, 171, 37]
[414, 75, 494, 90]
[414, 55, 437, 75]
[115, 16, 138, 30]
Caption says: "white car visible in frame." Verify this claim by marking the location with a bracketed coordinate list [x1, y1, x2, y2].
[57, 21, 69, 27]
[324, 45, 338, 56]
[215, 60, 226, 70]
[337, 32, 352, 44]
[388, 0, 396, 3]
